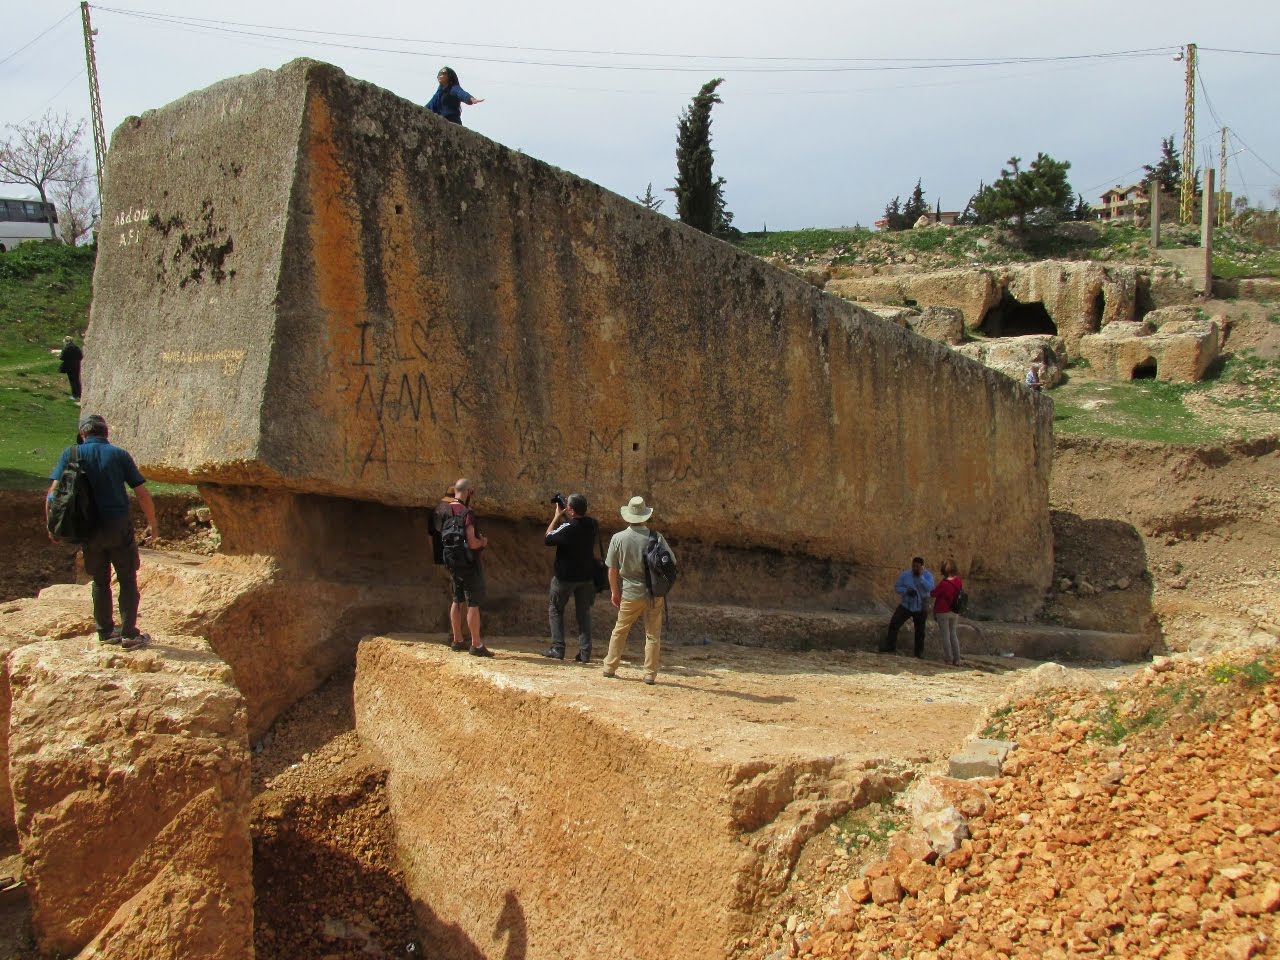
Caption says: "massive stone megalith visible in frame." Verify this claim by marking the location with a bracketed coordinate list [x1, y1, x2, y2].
[85, 58, 1052, 614]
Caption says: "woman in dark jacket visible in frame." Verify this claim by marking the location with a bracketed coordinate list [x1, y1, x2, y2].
[426, 67, 484, 124]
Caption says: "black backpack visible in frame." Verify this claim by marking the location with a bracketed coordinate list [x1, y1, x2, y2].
[951, 587, 970, 615]
[47, 444, 98, 544]
[440, 505, 474, 568]
[643, 530, 678, 599]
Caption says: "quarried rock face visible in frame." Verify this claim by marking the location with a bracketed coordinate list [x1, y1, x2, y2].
[954, 335, 1065, 390]
[355, 636, 911, 960]
[84, 58, 1054, 614]
[1078, 319, 1220, 382]
[827, 269, 1000, 331]
[7, 639, 253, 959]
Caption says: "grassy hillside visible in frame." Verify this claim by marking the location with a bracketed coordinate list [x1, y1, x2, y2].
[0, 242, 94, 490]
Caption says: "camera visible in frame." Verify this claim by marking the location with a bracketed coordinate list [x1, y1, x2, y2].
[550, 492, 567, 509]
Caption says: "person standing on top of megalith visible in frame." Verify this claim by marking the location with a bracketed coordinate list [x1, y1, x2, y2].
[426, 67, 484, 125]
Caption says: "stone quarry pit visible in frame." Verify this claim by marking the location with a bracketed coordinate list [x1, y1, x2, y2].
[3, 54, 1278, 960]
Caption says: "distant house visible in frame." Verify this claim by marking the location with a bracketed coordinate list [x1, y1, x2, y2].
[1098, 183, 1150, 222]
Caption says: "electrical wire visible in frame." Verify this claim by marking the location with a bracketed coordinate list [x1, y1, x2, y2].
[0, 9, 77, 69]
[18, 72, 86, 125]
[92, 6, 1179, 74]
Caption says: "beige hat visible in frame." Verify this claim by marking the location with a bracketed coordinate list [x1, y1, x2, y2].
[620, 495, 654, 524]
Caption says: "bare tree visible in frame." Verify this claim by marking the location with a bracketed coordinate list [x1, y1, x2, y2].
[0, 112, 87, 241]
[49, 153, 99, 245]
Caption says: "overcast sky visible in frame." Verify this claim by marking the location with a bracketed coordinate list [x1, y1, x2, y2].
[4, 1, 1278, 230]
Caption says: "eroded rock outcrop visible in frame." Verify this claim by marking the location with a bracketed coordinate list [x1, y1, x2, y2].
[84, 58, 1053, 616]
[7, 638, 252, 959]
[355, 635, 913, 960]
[1078, 318, 1220, 382]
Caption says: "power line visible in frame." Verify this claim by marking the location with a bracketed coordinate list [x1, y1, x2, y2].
[93, 7, 1179, 74]
[1198, 47, 1280, 57]
[0, 9, 77, 69]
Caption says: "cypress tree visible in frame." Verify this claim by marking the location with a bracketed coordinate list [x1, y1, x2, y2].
[672, 78, 727, 235]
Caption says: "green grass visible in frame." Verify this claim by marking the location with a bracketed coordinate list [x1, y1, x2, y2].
[735, 228, 872, 260]
[981, 705, 1014, 739]
[830, 801, 910, 858]
[1050, 351, 1280, 443]
[1209, 659, 1273, 686]
[0, 243, 95, 488]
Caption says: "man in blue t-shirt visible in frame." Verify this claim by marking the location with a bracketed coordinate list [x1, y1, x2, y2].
[46, 414, 158, 649]
[880, 556, 936, 658]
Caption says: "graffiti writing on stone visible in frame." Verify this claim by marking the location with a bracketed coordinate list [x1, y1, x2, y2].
[160, 348, 246, 376]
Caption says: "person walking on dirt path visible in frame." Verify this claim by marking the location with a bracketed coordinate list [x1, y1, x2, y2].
[52, 336, 83, 401]
[602, 496, 674, 686]
[443, 478, 494, 657]
[931, 558, 964, 666]
[542, 493, 598, 663]
[46, 414, 157, 649]
[880, 556, 935, 658]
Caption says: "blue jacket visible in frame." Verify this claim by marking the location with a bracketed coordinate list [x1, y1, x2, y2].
[426, 84, 472, 124]
[893, 568, 935, 613]
[49, 437, 146, 519]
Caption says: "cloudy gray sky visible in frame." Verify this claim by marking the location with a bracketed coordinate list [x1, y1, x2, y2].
[4, 0, 1278, 229]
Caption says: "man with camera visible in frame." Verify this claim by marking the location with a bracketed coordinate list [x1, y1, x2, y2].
[542, 492, 598, 662]
[880, 555, 935, 658]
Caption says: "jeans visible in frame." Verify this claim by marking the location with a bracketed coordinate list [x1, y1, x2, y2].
[82, 514, 140, 637]
[937, 611, 961, 664]
[548, 577, 594, 655]
[882, 604, 927, 657]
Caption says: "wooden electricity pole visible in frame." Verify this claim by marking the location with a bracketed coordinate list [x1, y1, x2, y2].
[1179, 43, 1197, 225]
[81, 2, 107, 200]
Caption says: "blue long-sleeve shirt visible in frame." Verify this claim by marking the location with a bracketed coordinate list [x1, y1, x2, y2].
[893, 568, 935, 613]
[426, 84, 473, 124]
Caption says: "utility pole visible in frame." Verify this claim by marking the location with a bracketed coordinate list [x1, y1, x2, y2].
[81, 2, 107, 201]
[1218, 126, 1229, 227]
[1179, 42, 1197, 225]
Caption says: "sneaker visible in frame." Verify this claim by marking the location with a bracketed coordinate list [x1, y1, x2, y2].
[98, 629, 122, 646]
[468, 645, 494, 658]
[602, 671, 618, 679]
[574, 650, 591, 663]
[541, 647, 565, 660]
[450, 640, 469, 652]
[121, 633, 150, 650]
[643, 676, 656, 686]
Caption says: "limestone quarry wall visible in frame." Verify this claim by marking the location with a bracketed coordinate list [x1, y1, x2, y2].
[84, 58, 1052, 610]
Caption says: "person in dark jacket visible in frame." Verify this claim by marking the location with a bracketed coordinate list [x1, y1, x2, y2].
[53, 336, 83, 400]
[426, 66, 484, 124]
[542, 493, 597, 662]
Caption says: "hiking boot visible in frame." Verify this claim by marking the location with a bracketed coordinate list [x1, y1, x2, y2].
[542, 647, 565, 660]
[574, 649, 591, 663]
[468, 645, 494, 658]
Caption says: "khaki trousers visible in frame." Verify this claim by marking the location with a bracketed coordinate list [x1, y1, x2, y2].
[603, 596, 664, 679]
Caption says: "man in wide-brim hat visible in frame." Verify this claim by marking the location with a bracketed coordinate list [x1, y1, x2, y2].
[602, 496, 674, 685]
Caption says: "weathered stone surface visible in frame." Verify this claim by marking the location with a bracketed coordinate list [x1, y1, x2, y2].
[826, 269, 1000, 331]
[1078, 318, 1220, 382]
[954, 335, 1064, 389]
[85, 58, 1053, 614]
[354, 635, 906, 959]
[910, 306, 965, 344]
[948, 738, 1017, 780]
[7, 639, 252, 959]
[1004, 261, 1138, 351]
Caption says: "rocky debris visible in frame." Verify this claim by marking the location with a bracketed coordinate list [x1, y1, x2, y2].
[947, 738, 1017, 780]
[763, 651, 1280, 960]
[7, 638, 252, 959]
[1078, 317, 1220, 382]
[955, 334, 1064, 388]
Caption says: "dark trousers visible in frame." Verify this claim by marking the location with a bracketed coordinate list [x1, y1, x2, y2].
[548, 577, 594, 655]
[83, 514, 140, 637]
[67, 369, 82, 400]
[882, 604, 927, 656]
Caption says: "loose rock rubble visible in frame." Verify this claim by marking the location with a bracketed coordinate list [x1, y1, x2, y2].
[760, 651, 1280, 960]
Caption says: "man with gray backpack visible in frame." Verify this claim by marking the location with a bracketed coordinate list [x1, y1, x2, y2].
[602, 495, 676, 686]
